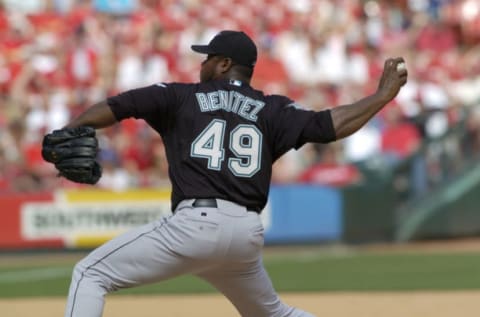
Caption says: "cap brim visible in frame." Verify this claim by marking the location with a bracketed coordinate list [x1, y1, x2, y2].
[191, 45, 216, 54]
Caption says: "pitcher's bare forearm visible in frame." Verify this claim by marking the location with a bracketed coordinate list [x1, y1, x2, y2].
[64, 101, 117, 129]
[331, 57, 407, 140]
[330, 92, 390, 139]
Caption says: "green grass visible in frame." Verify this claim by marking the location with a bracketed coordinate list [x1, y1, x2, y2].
[0, 249, 479, 298]
[265, 252, 480, 291]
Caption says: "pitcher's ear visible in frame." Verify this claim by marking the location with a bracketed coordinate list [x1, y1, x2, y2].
[218, 57, 235, 73]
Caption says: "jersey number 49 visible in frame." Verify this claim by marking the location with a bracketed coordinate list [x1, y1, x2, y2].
[190, 119, 262, 177]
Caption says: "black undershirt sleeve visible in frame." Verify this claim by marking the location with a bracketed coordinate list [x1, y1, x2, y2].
[106, 84, 177, 122]
[297, 109, 337, 146]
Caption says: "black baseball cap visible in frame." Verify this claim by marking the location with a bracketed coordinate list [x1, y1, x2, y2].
[191, 30, 257, 68]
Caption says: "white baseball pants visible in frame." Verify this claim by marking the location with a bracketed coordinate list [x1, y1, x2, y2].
[64, 199, 316, 317]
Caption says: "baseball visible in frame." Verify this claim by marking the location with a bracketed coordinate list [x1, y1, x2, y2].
[397, 62, 406, 71]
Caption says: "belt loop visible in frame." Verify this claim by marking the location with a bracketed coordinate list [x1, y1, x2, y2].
[192, 198, 218, 208]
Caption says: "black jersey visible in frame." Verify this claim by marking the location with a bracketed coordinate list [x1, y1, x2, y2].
[107, 79, 336, 211]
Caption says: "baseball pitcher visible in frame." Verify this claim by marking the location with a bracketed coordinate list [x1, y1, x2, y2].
[42, 30, 407, 317]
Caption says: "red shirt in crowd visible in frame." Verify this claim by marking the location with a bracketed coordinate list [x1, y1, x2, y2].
[251, 50, 288, 93]
[381, 122, 421, 158]
[298, 163, 361, 187]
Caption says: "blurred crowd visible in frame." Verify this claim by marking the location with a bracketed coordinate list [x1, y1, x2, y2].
[0, 0, 480, 192]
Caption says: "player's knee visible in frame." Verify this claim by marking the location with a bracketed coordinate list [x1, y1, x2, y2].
[71, 260, 87, 281]
[71, 260, 115, 293]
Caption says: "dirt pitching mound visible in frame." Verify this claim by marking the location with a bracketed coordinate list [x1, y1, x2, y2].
[1, 291, 479, 317]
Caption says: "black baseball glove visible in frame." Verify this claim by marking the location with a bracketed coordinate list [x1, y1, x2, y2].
[42, 126, 102, 184]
